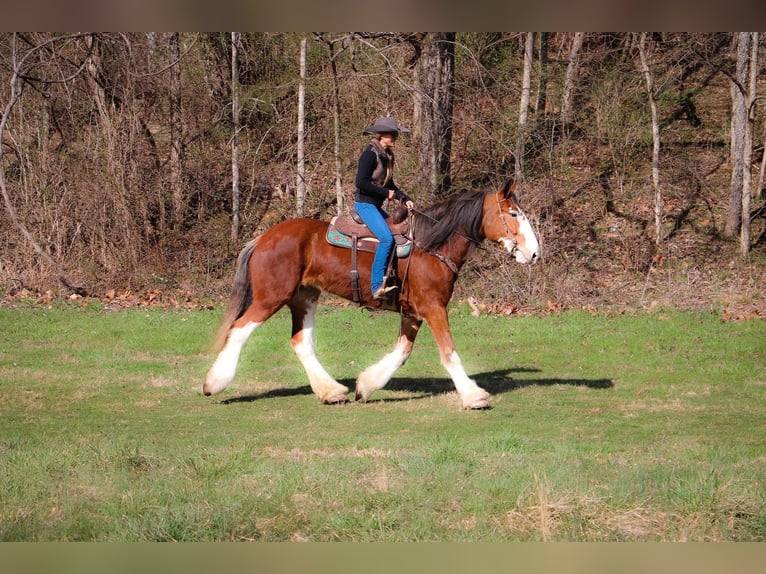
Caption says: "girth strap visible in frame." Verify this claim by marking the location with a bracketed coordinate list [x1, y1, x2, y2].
[350, 233, 361, 303]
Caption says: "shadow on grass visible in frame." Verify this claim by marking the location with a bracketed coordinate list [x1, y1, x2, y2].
[219, 385, 314, 404]
[218, 367, 613, 405]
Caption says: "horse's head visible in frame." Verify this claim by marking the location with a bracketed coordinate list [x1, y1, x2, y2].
[483, 179, 540, 264]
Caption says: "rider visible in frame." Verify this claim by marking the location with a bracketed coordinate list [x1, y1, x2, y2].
[354, 116, 415, 300]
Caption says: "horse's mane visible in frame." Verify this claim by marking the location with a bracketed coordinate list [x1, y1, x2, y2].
[413, 190, 488, 252]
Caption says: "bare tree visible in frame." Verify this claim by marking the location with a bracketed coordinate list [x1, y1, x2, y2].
[316, 33, 347, 216]
[296, 35, 307, 217]
[168, 32, 184, 231]
[758, 98, 766, 213]
[534, 32, 549, 114]
[638, 33, 664, 246]
[726, 32, 750, 239]
[231, 32, 241, 241]
[412, 32, 455, 196]
[740, 32, 758, 256]
[561, 32, 585, 129]
[515, 32, 534, 184]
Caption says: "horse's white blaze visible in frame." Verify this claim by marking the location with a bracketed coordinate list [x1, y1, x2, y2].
[515, 214, 540, 263]
[442, 350, 490, 408]
[292, 301, 349, 401]
[500, 210, 540, 264]
[204, 321, 260, 395]
[356, 335, 412, 400]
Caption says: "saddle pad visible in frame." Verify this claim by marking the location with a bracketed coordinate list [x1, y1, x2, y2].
[326, 220, 379, 253]
[327, 220, 353, 249]
[326, 218, 411, 257]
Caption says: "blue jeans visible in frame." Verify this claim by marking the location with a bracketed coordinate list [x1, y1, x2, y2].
[354, 202, 393, 292]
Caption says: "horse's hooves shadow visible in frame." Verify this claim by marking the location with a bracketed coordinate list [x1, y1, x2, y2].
[216, 368, 614, 404]
[218, 385, 313, 404]
[369, 368, 613, 401]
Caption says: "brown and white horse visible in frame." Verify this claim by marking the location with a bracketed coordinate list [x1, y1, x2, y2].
[204, 179, 539, 409]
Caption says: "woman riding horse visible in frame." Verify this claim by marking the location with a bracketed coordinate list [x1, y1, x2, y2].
[204, 179, 539, 410]
[354, 116, 415, 300]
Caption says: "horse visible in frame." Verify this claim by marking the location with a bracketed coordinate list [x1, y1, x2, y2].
[203, 179, 540, 410]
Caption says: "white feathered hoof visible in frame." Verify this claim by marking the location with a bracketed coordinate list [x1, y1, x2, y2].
[462, 389, 491, 410]
[322, 390, 350, 405]
[464, 398, 491, 410]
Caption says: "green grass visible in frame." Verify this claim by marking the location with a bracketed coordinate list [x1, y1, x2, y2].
[0, 300, 764, 541]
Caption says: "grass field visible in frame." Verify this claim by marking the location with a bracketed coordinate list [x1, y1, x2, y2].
[0, 300, 764, 541]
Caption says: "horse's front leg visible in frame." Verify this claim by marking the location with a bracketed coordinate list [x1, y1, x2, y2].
[355, 315, 422, 402]
[424, 307, 490, 410]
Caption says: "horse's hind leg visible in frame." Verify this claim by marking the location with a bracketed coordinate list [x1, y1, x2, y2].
[204, 311, 263, 396]
[289, 287, 350, 404]
[355, 315, 421, 402]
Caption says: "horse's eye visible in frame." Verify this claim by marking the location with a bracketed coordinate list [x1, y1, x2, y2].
[508, 210, 518, 218]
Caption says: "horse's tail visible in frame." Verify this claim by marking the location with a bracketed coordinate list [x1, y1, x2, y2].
[212, 237, 258, 351]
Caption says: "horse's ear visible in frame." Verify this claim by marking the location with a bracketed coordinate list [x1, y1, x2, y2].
[500, 178, 516, 199]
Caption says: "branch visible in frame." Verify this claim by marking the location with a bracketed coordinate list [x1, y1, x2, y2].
[125, 33, 199, 79]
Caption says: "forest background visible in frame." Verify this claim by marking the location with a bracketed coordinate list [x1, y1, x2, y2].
[1, 32, 764, 318]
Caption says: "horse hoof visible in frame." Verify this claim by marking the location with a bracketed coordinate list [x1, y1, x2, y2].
[324, 394, 349, 405]
[465, 399, 491, 410]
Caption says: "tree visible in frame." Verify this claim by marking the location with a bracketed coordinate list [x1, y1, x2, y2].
[638, 33, 664, 246]
[314, 33, 349, 217]
[740, 32, 758, 256]
[230, 32, 241, 241]
[534, 32, 549, 114]
[515, 32, 534, 183]
[726, 32, 750, 240]
[412, 32, 456, 196]
[296, 35, 307, 217]
[561, 32, 585, 129]
[167, 33, 184, 231]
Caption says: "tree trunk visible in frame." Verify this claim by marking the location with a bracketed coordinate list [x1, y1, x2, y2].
[516, 32, 535, 184]
[561, 32, 585, 129]
[296, 36, 307, 217]
[741, 32, 758, 256]
[725, 32, 749, 238]
[412, 32, 455, 197]
[168, 32, 184, 231]
[230, 32, 240, 241]
[758, 103, 766, 208]
[638, 33, 664, 246]
[329, 41, 344, 216]
[534, 32, 549, 114]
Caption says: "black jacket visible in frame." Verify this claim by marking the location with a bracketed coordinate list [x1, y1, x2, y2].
[354, 142, 411, 207]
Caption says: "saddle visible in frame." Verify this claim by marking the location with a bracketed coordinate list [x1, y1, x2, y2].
[325, 202, 412, 304]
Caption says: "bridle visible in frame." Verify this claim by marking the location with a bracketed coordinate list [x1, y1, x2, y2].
[495, 193, 520, 257]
